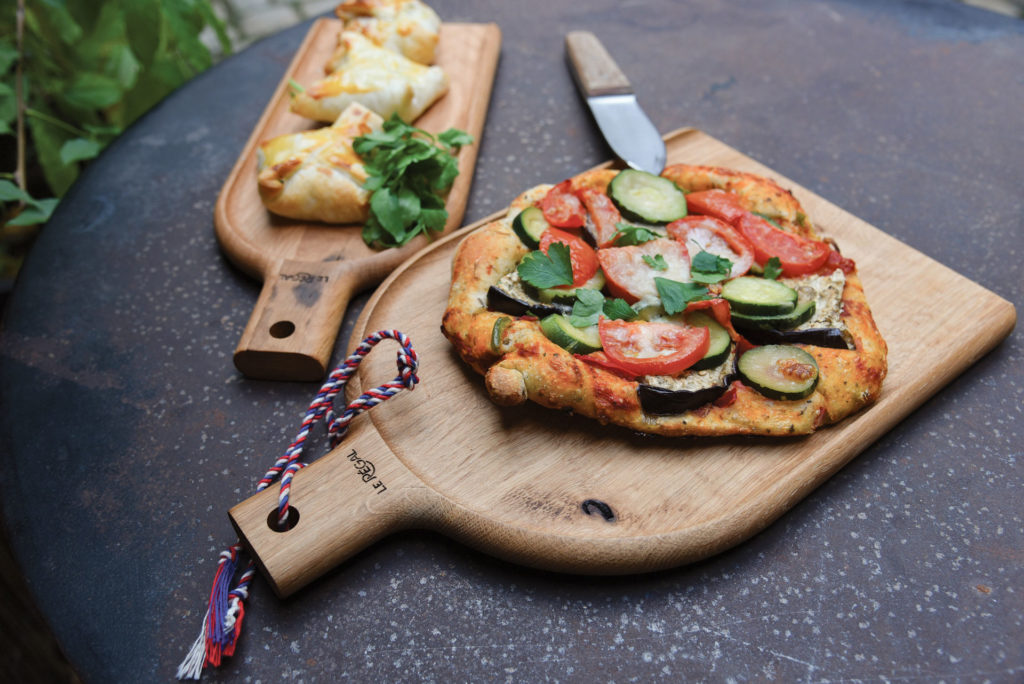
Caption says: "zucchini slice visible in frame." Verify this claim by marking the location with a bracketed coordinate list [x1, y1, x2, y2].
[738, 344, 819, 400]
[536, 270, 607, 303]
[608, 169, 687, 224]
[539, 314, 602, 354]
[731, 299, 816, 331]
[684, 311, 732, 370]
[721, 276, 798, 315]
[512, 206, 549, 249]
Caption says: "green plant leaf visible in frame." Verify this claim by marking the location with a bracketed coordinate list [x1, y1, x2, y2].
[0, 180, 32, 204]
[0, 40, 17, 74]
[60, 138, 102, 165]
[64, 73, 123, 110]
[6, 203, 57, 227]
[106, 44, 142, 90]
[0, 82, 15, 127]
[655, 277, 710, 315]
[27, 113, 78, 196]
[124, 2, 162, 67]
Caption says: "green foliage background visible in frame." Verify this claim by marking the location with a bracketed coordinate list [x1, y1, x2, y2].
[0, 0, 231, 283]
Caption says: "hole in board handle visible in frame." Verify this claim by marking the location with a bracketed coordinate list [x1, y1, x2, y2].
[269, 321, 296, 339]
[581, 499, 615, 522]
[267, 506, 300, 532]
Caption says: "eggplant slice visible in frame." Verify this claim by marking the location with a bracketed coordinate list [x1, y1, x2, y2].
[487, 284, 571, 318]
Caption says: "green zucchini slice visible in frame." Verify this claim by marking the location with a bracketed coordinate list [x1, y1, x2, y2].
[684, 311, 732, 370]
[512, 206, 550, 249]
[738, 344, 819, 400]
[731, 299, 816, 331]
[539, 314, 602, 354]
[721, 276, 798, 315]
[608, 169, 687, 224]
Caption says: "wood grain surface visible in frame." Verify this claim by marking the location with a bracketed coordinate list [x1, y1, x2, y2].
[215, 19, 501, 381]
[230, 128, 1016, 598]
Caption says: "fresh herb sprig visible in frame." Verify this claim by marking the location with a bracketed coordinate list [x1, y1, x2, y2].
[655, 277, 711, 315]
[612, 222, 662, 246]
[689, 249, 733, 284]
[354, 115, 473, 248]
[763, 256, 783, 280]
[570, 288, 637, 327]
[518, 242, 573, 288]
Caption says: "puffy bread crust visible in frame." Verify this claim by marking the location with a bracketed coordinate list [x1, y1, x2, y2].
[257, 103, 382, 223]
[291, 31, 448, 123]
[334, 0, 441, 65]
[661, 164, 813, 236]
[441, 170, 888, 437]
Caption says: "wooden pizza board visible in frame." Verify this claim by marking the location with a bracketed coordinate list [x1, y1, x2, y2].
[230, 127, 1017, 597]
[215, 19, 501, 381]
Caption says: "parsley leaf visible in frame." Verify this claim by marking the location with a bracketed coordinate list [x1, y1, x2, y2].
[354, 115, 472, 248]
[518, 242, 573, 288]
[642, 253, 668, 271]
[690, 250, 733, 284]
[655, 277, 710, 315]
[570, 288, 637, 327]
[612, 222, 662, 246]
[603, 298, 638, 321]
[570, 288, 605, 327]
[763, 256, 783, 280]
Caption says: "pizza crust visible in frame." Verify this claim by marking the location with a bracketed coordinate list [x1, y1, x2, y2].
[441, 167, 888, 437]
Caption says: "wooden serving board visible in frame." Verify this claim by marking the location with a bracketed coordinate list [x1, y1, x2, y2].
[215, 19, 501, 381]
[230, 128, 1017, 597]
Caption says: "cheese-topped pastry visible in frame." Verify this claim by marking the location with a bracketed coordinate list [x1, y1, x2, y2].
[257, 103, 383, 223]
[333, 0, 441, 65]
[291, 31, 448, 123]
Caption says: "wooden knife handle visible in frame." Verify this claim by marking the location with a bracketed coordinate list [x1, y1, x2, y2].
[566, 30, 633, 97]
[233, 258, 359, 382]
[229, 422, 430, 597]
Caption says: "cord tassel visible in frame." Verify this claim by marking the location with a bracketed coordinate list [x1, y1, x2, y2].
[177, 331, 419, 679]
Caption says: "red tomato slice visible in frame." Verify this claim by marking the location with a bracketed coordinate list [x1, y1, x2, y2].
[667, 215, 755, 278]
[817, 247, 856, 275]
[735, 214, 830, 276]
[537, 180, 585, 228]
[597, 238, 690, 304]
[539, 227, 599, 286]
[684, 190, 748, 225]
[577, 188, 622, 247]
[598, 319, 710, 377]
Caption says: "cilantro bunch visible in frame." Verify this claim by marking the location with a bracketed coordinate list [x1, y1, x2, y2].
[353, 115, 473, 248]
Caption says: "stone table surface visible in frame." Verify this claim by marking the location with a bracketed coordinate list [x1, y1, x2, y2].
[1, 0, 1021, 681]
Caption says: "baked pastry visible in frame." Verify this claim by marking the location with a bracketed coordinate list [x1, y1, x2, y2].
[256, 103, 382, 223]
[333, 0, 441, 65]
[441, 165, 888, 436]
[290, 31, 448, 123]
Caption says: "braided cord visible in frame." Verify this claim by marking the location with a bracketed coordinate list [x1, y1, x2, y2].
[177, 331, 419, 680]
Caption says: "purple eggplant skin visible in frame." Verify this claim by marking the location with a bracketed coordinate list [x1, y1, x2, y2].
[737, 326, 851, 350]
[487, 285, 572, 318]
[638, 362, 739, 416]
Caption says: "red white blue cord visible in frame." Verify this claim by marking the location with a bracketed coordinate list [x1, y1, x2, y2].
[177, 330, 419, 680]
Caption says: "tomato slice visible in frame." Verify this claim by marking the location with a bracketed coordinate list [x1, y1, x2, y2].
[683, 189, 748, 225]
[537, 180, 586, 228]
[667, 215, 755, 278]
[735, 214, 830, 276]
[816, 247, 856, 275]
[597, 238, 690, 304]
[598, 319, 710, 377]
[577, 188, 622, 247]
[539, 227, 599, 286]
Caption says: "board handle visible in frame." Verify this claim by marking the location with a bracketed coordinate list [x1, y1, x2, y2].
[229, 423, 430, 597]
[233, 258, 360, 381]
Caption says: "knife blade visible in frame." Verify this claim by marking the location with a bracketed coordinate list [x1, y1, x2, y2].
[565, 30, 666, 175]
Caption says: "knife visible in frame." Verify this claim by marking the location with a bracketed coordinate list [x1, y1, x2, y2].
[566, 30, 667, 175]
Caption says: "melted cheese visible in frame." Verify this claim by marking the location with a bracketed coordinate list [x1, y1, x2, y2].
[291, 31, 448, 123]
[334, 0, 441, 65]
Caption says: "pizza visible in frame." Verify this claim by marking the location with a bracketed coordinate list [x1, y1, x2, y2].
[441, 165, 888, 437]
